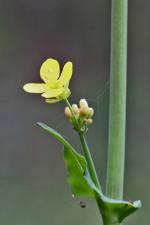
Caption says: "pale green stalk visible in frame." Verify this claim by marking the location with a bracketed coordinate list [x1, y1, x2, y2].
[78, 132, 104, 217]
[106, 0, 128, 224]
[78, 132, 101, 190]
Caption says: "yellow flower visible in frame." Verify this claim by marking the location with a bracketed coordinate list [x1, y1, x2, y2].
[23, 58, 73, 103]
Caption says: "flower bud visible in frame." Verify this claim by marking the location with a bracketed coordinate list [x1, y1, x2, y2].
[64, 107, 72, 118]
[72, 104, 79, 114]
[79, 99, 88, 108]
[86, 118, 93, 125]
[79, 105, 89, 116]
[87, 108, 94, 117]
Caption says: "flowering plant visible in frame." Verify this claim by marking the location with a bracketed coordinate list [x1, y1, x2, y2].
[23, 58, 141, 225]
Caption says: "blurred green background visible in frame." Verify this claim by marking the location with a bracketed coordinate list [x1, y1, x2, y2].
[0, 0, 149, 224]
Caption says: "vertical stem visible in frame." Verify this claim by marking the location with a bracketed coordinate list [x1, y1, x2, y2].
[106, 0, 128, 205]
[79, 132, 101, 190]
[78, 133, 104, 217]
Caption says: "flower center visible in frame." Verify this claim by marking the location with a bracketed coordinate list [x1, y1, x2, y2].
[46, 80, 60, 90]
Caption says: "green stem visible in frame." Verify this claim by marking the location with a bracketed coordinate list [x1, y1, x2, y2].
[106, 0, 128, 212]
[78, 133, 107, 221]
[78, 132, 101, 190]
[104, 221, 119, 225]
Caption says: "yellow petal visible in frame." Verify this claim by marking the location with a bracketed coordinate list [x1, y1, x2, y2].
[41, 87, 64, 98]
[58, 61, 73, 86]
[23, 83, 47, 93]
[45, 98, 60, 104]
[40, 58, 60, 84]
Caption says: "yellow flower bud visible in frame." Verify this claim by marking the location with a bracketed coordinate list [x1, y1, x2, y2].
[64, 107, 72, 118]
[79, 99, 88, 108]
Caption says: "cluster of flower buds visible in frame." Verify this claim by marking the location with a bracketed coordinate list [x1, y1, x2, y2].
[64, 99, 94, 132]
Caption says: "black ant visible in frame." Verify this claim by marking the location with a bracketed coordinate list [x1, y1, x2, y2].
[79, 201, 87, 208]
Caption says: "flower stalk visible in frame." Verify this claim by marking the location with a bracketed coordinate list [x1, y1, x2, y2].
[64, 98, 101, 190]
[106, 1, 128, 224]
[78, 132, 101, 190]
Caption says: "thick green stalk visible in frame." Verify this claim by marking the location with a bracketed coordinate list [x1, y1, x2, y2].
[106, 0, 128, 208]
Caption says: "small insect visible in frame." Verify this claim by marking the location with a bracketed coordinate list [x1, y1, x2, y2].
[79, 201, 87, 208]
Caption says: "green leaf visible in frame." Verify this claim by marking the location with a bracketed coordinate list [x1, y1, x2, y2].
[37, 122, 93, 197]
[37, 122, 73, 149]
[38, 122, 141, 223]
[63, 146, 94, 197]
[84, 170, 142, 224]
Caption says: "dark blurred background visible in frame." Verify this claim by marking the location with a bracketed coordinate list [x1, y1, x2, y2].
[0, 0, 150, 224]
